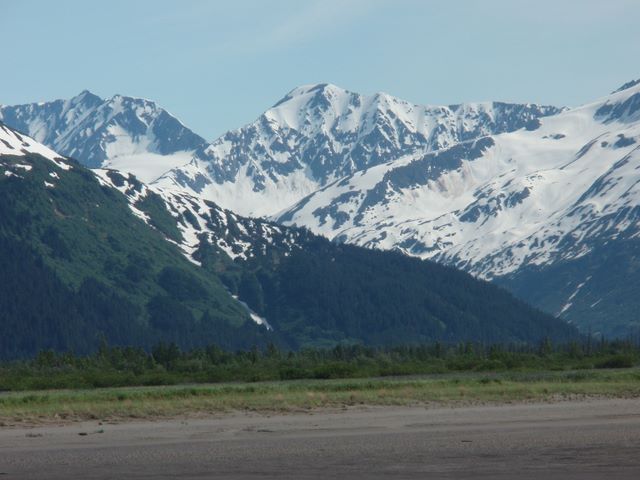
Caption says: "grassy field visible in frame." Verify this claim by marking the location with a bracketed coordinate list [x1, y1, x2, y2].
[2, 368, 640, 426]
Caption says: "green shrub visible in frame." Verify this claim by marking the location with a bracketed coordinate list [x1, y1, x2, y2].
[595, 355, 635, 369]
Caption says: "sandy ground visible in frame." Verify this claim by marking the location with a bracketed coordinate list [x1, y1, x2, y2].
[1, 398, 640, 479]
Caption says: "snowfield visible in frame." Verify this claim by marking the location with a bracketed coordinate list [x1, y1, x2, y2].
[276, 82, 640, 279]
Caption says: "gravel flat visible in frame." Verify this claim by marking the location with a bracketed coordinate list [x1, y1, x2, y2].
[2, 398, 640, 479]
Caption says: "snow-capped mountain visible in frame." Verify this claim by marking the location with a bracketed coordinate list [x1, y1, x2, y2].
[1, 84, 561, 218]
[4, 81, 640, 336]
[0, 91, 205, 182]
[3, 121, 573, 354]
[153, 83, 562, 216]
[277, 80, 640, 278]
[277, 80, 640, 336]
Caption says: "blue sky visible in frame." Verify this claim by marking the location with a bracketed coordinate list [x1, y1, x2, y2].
[2, 0, 639, 139]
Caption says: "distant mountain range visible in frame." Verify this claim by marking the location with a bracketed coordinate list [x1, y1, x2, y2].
[1, 85, 562, 216]
[0, 90, 205, 178]
[2, 79, 639, 337]
[1, 122, 572, 357]
[276, 81, 640, 337]
[160, 84, 562, 217]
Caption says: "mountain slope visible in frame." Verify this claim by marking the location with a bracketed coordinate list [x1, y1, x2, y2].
[6, 81, 638, 337]
[276, 80, 640, 336]
[98, 166, 577, 349]
[0, 122, 577, 356]
[154, 83, 562, 216]
[0, 91, 206, 181]
[0, 122, 268, 358]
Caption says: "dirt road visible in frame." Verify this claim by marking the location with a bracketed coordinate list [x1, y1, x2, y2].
[1, 398, 640, 479]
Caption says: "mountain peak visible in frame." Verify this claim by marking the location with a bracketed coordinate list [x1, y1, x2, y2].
[106, 93, 153, 107]
[290, 82, 346, 96]
[0, 91, 206, 173]
[70, 89, 103, 106]
[272, 83, 350, 108]
[76, 89, 99, 97]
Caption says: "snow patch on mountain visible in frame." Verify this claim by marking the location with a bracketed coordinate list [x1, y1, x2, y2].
[94, 169, 153, 226]
[96, 167, 304, 266]
[0, 122, 70, 170]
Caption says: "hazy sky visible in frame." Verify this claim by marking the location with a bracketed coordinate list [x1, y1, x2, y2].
[2, 0, 639, 139]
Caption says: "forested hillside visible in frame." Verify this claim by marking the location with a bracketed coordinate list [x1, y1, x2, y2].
[0, 150, 268, 358]
[206, 234, 577, 348]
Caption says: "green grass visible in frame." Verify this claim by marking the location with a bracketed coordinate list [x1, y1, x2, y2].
[2, 368, 640, 426]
